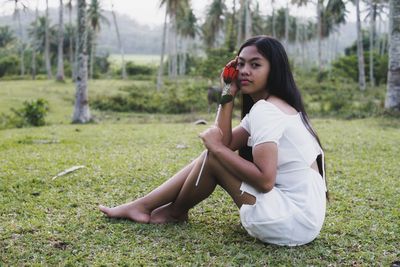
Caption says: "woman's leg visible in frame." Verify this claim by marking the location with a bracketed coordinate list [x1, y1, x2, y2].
[150, 152, 256, 223]
[99, 151, 216, 223]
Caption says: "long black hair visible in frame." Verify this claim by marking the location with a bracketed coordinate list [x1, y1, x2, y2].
[237, 36, 328, 198]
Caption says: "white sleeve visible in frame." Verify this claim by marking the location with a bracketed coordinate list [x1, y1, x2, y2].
[249, 103, 285, 147]
[239, 114, 250, 134]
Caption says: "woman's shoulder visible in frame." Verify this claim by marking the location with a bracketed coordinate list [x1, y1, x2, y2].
[251, 97, 298, 116]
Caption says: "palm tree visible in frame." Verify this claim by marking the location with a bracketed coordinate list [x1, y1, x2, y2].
[237, 0, 244, 46]
[0, 26, 15, 48]
[385, 0, 400, 110]
[157, 6, 168, 91]
[45, 0, 52, 79]
[56, 0, 65, 82]
[355, 0, 366, 90]
[31, 7, 39, 80]
[365, 0, 389, 87]
[176, 2, 197, 75]
[159, 0, 187, 79]
[66, 0, 75, 79]
[110, 1, 126, 79]
[202, 0, 226, 49]
[244, 0, 252, 40]
[12, 0, 25, 76]
[87, 0, 108, 79]
[72, 0, 91, 123]
[292, 0, 346, 74]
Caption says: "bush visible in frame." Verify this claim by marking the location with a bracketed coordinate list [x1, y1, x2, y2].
[196, 48, 236, 79]
[14, 99, 49, 127]
[125, 62, 156, 76]
[0, 55, 19, 77]
[331, 52, 388, 85]
[297, 75, 385, 118]
[91, 80, 209, 114]
[1, 98, 50, 129]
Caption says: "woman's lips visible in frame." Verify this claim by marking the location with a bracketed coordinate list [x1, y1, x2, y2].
[240, 80, 250, 86]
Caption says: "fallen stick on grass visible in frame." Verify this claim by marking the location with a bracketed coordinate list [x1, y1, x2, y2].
[52, 165, 85, 180]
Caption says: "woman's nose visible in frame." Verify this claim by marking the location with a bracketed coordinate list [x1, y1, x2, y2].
[240, 65, 250, 76]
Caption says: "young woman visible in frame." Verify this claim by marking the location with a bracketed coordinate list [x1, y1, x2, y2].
[99, 35, 327, 246]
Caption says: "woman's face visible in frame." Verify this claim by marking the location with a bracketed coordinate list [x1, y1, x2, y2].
[237, 45, 270, 101]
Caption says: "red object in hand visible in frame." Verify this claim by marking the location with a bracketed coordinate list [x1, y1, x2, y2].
[222, 64, 238, 84]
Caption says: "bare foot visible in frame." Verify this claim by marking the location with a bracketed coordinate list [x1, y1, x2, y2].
[98, 201, 151, 224]
[149, 203, 188, 224]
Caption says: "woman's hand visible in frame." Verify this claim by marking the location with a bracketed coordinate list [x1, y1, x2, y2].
[220, 57, 239, 97]
[199, 126, 224, 152]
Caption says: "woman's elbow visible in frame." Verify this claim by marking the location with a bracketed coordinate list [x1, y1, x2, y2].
[257, 175, 276, 193]
[258, 181, 275, 193]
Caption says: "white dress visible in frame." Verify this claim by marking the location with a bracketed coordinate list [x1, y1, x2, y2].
[239, 100, 327, 246]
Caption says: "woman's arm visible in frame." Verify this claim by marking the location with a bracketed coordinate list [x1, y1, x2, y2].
[200, 126, 277, 193]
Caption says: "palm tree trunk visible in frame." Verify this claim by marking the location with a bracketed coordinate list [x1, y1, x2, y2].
[31, 7, 39, 80]
[111, 3, 126, 79]
[169, 15, 178, 78]
[14, 6, 25, 77]
[369, 0, 376, 87]
[237, 0, 244, 47]
[56, 0, 65, 82]
[67, 0, 75, 80]
[72, 0, 91, 123]
[90, 33, 96, 79]
[157, 8, 168, 91]
[284, 1, 289, 48]
[244, 0, 252, 40]
[45, 0, 52, 79]
[356, 0, 366, 90]
[385, 0, 400, 110]
[317, 0, 323, 75]
[272, 0, 276, 38]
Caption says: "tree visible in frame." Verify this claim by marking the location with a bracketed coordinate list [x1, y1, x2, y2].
[66, 0, 75, 79]
[202, 0, 226, 49]
[384, 0, 400, 110]
[157, 6, 168, 91]
[45, 0, 52, 79]
[0, 26, 15, 48]
[31, 7, 39, 80]
[176, 2, 197, 75]
[56, 0, 65, 82]
[72, 0, 91, 123]
[87, 0, 108, 79]
[292, 0, 346, 74]
[12, 0, 26, 76]
[355, 0, 366, 90]
[110, 1, 126, 79]
[159, 0, 187, 79]
[365, 0, 389, 87]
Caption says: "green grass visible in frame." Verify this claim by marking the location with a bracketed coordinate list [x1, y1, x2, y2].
[0, 80, 399, 265]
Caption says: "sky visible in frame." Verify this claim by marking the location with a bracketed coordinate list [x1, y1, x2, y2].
[1, 0, 362, 26]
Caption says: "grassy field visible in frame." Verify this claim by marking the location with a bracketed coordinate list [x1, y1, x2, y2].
[109, 54, 161, 66]
[0, 80, 399, 265]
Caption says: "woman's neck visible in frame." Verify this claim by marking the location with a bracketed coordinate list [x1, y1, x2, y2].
[250, 91, 270, 102]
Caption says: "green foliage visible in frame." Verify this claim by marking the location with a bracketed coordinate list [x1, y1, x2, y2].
[0, 25, 15, 48]
[124, 61, 156, 76]
[297, 75, 385, 119]
[195, 48, 236, 79]
[0, 54, 19, 77]
[331, 52, 388, 85]
[1, 98, 49, 129]
[91, 80, 209, 114]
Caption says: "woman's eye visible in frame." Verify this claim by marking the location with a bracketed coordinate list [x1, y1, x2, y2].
[251, 63, 260, 68]
[237, 62, 245, 68]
